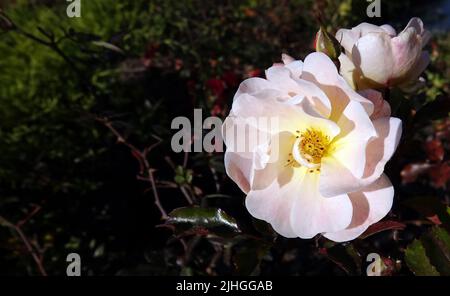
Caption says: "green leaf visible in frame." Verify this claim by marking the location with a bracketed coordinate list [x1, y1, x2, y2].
[167, 207, 240, 236]
[421, 227, 450, 275]
[405, 239, 440, 276]
[321, 243, 360, 275]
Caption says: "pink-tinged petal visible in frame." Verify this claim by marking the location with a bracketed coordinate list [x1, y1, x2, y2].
[362, 117, 402, 179]
[380, 24, 396, 37]
[402, 17, 425, 35]
[285, 60, 303, 79]
[292, 78, 331, 118]
[246, 168, 305, 238]
[265, 65, 301, 94]
[390, 27, 422, 81]
[235, 77, 274, 98]
[319, 117, 402, 197]
[323, 174, 394, 242]
[331, 100, 377, 178]
[354, 22, 388, 36]
[289, 172, 353, 238]
[302, 52, 374, 116]
[282, 53, 295, 64]
[229, 93, 301, 134]
[400, 17, 431, 47]
[421, 30, 431, 47]
[358, 89, 391, 119]
[336, 28, 359, 57]
[352, 32, 394, 86]
[399, 51, 430, 86]
[224, 151, 253, 194]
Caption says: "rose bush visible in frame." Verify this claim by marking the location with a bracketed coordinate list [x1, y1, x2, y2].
[223, 52, 402, 242]
[337, 18, 431, 90]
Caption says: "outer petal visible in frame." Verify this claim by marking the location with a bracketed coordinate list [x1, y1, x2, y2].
[362, 117, 402, 179]
[323, 174, 394, 242]
[224, 151, 253, 193]
[390, 27, 422, 81]
[246, 167, 305, 238]
[338, 53, 357, 89]
[330, 100, 377, 178]
[301, 52, 374, 116]
[336, 28, 359, 57]
[399, 51, 430, 87]
[282, 53, 303, 78]
[352, 32, 394, 86]
[354, 22, 389, 36]
[319, 117, 402, 197]
[358, 89, 391, 119]
[380, 24, 396, 37]
[289, 172, 353, 238]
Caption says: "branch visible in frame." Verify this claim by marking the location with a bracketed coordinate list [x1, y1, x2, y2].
[96, 116, 168, 220]
[0, 214, 47, 276]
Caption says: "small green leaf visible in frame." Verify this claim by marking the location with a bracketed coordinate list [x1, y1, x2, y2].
[422, 227, 450, 275]
[405, 239, 440, 276]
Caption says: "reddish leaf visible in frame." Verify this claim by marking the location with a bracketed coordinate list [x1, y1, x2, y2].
[360, 221, 406, 239]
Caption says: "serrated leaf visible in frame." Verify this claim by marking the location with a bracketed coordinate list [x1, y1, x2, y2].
[167, 207, 240, 236]
[320, 243, 360, 275]
[405, 239, 440, 276]
[421, 227, 450, 275]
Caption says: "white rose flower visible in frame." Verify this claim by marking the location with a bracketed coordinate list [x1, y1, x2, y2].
[336, 18, 431, 90]
[222, 52, 402, 242]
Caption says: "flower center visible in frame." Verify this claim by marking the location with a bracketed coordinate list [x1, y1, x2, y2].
[291, 128, 330, 169]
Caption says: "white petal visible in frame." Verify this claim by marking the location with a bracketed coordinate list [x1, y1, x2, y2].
[282, 53, 295, 64]
[352, 32, 394, 86]
[362, 117, 402, 179]
[224, 151, 253, 194]
[302, 52, 374, 116]
[319, 117, 402, 197]
[358, 89, 391, 119]
[246, 168, 305, 238]
[336, 28, 359, 57]
[338, 53, 357, 89]
[290, 172, 353, 238]
[390, 27, 422, 81]
[323, 174, 394, 242]
[331, 100, 377, 178]
[380, 24, 396, 37]
[265, 65, 301, 94]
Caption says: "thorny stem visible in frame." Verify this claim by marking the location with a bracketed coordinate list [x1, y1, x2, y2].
[0, 211, 47, 276]
[96, 116, 168, 220]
